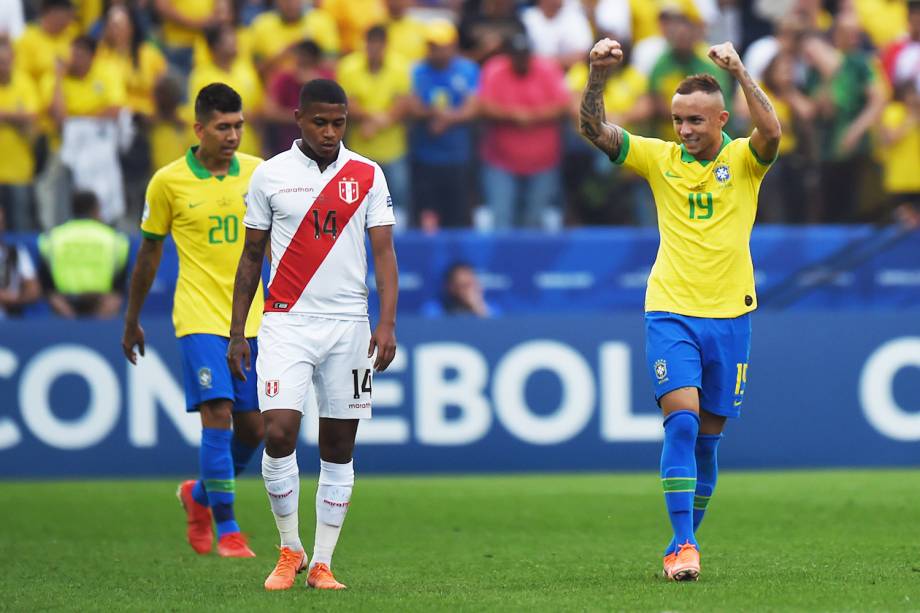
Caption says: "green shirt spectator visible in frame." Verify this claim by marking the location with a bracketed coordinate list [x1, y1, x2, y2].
[38, 190, 129, 318]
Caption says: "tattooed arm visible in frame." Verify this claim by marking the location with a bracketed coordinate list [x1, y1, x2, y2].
[709, 41, 782, 162]
[578, 38, 626, 159]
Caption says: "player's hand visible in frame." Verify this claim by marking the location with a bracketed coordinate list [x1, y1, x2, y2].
[588, 38, 623, 70]
[368, 322, 396, 372]
[227, 335, 251, 381]
[708, 42, 743, 75]
[122, 320, 145, 365]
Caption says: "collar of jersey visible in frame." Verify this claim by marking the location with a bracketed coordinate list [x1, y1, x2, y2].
[185, 146, 240, 180]
[291, 139, 346, 170]
[680, 131, 731, 167]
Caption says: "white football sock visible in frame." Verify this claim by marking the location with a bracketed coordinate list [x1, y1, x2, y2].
[310, 459, 354, 569]
[262, 450, 303, 552]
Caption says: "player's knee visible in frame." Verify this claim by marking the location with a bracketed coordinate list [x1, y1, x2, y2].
[199, 400, 233, 429]
[663, 410, 699, 445]
[319, 439, 355, 464]
[234, 415, 264, 447]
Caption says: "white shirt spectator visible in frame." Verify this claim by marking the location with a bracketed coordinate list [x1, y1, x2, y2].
[594, 0, 631, 41]
[0, 0, 24, 39]
[521, 2, 593, 63]
[632, 36, 668, 76]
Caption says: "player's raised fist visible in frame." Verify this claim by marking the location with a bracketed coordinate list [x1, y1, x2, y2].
[708, 42, 742, 73]
[588, 38, 623, 68]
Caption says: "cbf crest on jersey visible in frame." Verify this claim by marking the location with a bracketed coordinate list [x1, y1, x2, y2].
[339, 177, 359, 204]
[654, 359, 668, 383]
[714, 164, 731, 184]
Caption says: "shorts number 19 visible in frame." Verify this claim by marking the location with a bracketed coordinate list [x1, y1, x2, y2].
[351, 368, 372, 399]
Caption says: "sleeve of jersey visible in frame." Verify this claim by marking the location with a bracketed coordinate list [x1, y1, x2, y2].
[140, 172, 171, 239]
[610, 130, 655, 179]
[243, 165, 273, 230]
[366, 164, 396, 228]
[741, 136, 775, 180]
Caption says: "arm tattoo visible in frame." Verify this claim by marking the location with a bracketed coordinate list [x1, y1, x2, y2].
[579, 68, 622, 158]
[741, 69, 774, 114]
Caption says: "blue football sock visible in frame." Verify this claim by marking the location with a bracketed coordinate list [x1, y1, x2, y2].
[200, 427, 239, 538]
[231, 436, 259, 477]
[660, 410, 699, 555]
[666, 432, 722, 554]
[191, 480, 209, 506]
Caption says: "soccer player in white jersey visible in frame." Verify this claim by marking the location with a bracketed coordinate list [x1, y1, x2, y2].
[227, 78, 398, 591]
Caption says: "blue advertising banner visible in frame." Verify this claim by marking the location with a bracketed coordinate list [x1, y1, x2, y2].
[1, 314, 918, 477]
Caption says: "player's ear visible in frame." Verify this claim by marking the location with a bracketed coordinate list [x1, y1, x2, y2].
[192, 121, 204, 140]
[718, 109, 729, 127]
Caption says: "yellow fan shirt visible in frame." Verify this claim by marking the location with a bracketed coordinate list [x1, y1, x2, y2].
[141, 148, 263, 338]
[613, 131, 774, 317]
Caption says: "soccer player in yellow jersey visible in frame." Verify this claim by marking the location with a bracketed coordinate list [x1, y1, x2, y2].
[121, 84, 264, 558]
[579, 38, 781, 582]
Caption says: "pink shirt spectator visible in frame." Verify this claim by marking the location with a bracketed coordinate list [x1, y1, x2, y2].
[479, 54, 570, 175]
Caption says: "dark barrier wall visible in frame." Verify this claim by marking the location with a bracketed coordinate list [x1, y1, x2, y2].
[1, 314, 918, 477]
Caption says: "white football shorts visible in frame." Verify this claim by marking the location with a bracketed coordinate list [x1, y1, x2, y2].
[256, 314, 374, 419]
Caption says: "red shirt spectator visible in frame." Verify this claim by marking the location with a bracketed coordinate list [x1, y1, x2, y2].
[479, 45, 570, 176]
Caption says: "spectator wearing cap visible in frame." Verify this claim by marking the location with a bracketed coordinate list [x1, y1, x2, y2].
[15, 0, 76, 85]
[408, 19, 480, 231]
[520, 0, 593, 70]
[478, 33, 570, 230]
[386, 0, 428, 64]
[38, 190, 129, 319]
[0, 38, 39, 231]
[337, 24, 412, 225]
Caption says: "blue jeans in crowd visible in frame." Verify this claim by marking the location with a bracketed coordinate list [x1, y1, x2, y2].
[481, 163, 561, 230]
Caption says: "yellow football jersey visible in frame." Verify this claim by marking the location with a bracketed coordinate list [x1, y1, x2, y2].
[613, 131, 773, 318]
[141, 148, 264, 338]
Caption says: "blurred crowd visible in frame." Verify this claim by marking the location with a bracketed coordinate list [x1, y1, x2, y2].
[0, 0, 917, 242]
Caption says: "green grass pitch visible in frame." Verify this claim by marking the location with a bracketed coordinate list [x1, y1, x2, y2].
[1, 470, 917, 612]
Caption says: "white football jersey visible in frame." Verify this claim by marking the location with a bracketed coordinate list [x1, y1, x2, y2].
[244, 141, 395, 320]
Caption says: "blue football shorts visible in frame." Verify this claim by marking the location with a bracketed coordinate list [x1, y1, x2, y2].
[178, 334, 259, 413]
[644, 311, 752, 418]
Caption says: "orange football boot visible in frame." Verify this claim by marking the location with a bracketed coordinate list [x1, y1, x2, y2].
[176, 480, 213, 554]
[264, 547, 307, 591]
[307, 563, 347, 590]
[217, 532, 256, 558]
[662, 552, 677, 578]
[670, 542, 700, 581]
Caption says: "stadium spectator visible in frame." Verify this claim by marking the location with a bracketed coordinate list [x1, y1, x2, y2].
[47, 35, 128, 224]
[458, 0, 526, 64]
[148, 75, 196, 175]
[153, 0, 217, 76]
[188, 25, 264, 157]
[478, 32, 570, 230]
[385, 0, 427, 63]
[852, 0, 909, 50]
[0, 207, 39, 318]
[263, 39, 332, 155]
[592, 0, 632, 42]
[803, 15, 886, 222]
[647, 5, 732, 140]
[0, 37, 39, 231]
[38, 190, 129, 319]
[249, 0, 339, 78]
[735, 51, 816, 223]
[421, 261, 499, 317]
[337, 25, 412, 225]
[14, 0, 75, 85]
[520, 0, 593, 70]
[408, 19, 479, 230]
[879, 79, 920, 225]
[192, 0, 254, 72]
[881, 0, 920, 90]
[0, 0, 24, 39]
[323, 0, 388, 54]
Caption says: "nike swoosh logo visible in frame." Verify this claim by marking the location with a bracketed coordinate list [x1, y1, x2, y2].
[188, 201, 205, 209]
[664, 171, 681, 179]
[733, 400, 743, 407]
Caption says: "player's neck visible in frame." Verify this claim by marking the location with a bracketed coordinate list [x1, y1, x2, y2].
[297, 140, 337, 172]
[195, 147, 232, 176]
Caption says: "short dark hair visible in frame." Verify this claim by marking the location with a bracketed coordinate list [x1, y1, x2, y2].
[444, 261, 474, 284]
[293, 39, 321, 61]
[675, 73, 723, 96]
[72, 190, 99, 218]
[195, 82, 242, 121]
[366, 24, 387, 43]
[41, 0, 73, 12]
[204, 25, 227, 51]
[72, 35, 96, 54]
[299, 78, 347, 109]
